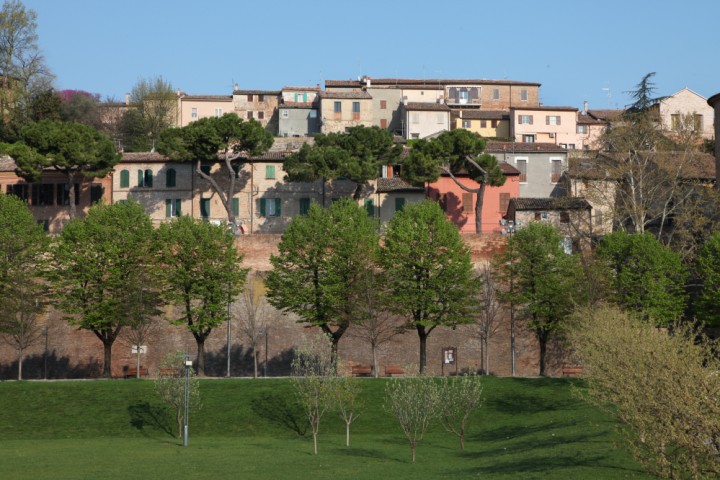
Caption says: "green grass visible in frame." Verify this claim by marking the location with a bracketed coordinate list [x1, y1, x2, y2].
[0, 377, 652, 479]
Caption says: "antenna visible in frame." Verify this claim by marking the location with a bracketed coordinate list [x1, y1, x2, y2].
[602, 86, 612, 108]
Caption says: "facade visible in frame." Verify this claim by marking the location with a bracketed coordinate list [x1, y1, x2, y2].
[233, 89, 281, 133]
[574, 111, 606, 150]
[708, 92, 720, 189]
[402, 102, 451, 139]
[278, 86, 321, 137]
[506, 197, 592, 252]
[317, 91, 373, 133]
[452, 110, 510, 138]
[177, 94, 233, 127]
[660, 88, 714, 141]
[510, 106, 578, 145]
[485, 142, 568, 198]
[372, 177, 425, 225]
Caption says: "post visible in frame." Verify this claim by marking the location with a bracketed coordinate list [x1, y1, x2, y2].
[264, 326, 269, 378]
[183, 355, 192, 447]
[43, 325, 48, 380]
[226, 290, 231, 378]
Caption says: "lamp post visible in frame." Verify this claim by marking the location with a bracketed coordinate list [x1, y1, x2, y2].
[226, 290, 232, 378]
[183, 355, 192, 447]
[264, 326, 269, 378]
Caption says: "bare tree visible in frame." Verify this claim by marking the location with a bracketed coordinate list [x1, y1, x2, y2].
[332, 374, 362, 447]
[129, 76, 177, 150]
[476, 264, 502, 375]
[0, 288, 44, 380]
[437, 374, 483, 450]
[154, 352, 201, 439]
[235, 272, 274, 378]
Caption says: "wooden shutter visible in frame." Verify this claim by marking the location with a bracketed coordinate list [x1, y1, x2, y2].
[138, 170, 144, 187]
[462, 193, 473, 213]
[266, 165, 275, 179]
[145, 169, 153, 188]
[120, 170, 129, 188]
[175, 199, 181, 216]
[299, 198, 310, 215]
[165, 199, 172, 218]
[499, 193, 510, 213]
[259, 198, 266, 216]
[395, 197, 406, 212]
[166, 169, 176, 188]
[529, 115, 533, 125]
[551, 160, 562, 183]
[365, 199, 374, 216]
[232, 198, 239, 217]
[275, 198, 281, 216]
[200, 198, 210, 218]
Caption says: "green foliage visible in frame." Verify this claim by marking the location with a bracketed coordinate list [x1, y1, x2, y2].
[495, 222, 583, 375]
[129, 76, 177, 144]
[332, 375, 363, 447]
[157, 216, 247, 375]
[28, 89, 62, 122]
[438, 374, 483, 450]
[154, 352, 201, 438]
[266, 199, 379, 350]
[380, 201, 473, 372]
[119, 108, 150, 152]
[695, 232, 720, 326]
[595, 232, 688, 326]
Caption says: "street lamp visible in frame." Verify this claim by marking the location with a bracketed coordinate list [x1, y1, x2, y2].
[183, 355, 192, 447]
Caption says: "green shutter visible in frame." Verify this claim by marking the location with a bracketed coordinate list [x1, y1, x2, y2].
[266, 165, 275, 179]
[299, 198, 310, 215]
[365, 199, 374, 216]
[138, 170, 144, 187]
[175, 199, 181, 216]
[200, 198, 210, 218]
[165, 199, 172, 218]
[275, 198, 281, 216]
[166, 168, 176, 188]
[232, 164, 240, 178]
[395, 197, 406, 212]
[232, 198, 239, 217]
[145, 169, 153, 188]
[120, 170, 129, 188]
[259, 198, 266, 216]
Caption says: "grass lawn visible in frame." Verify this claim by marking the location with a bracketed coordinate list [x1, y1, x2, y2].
[0, 377, 652, 479]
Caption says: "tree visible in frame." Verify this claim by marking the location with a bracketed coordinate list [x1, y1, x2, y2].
[385, 376, 440, 464]
[332, 374, 362, 447]
[2, 119, 120, 218]
[158, 112, 273, 228]
[235, 272, 274, 378]
[0, 286, 44, 380]
[58, 89, 101, 129]
[154, 352, 201, 439]
[27, 88, 61, 122]
[291, 333, 337, 455]
[266, 199, 379, 355]
[129, 76, 177, 150]
[380, 200, 474, 373]
[50, 201, 158, 378]
[475, 264, 502, 375]
[437, 374, 483, 450]
[401, 129, 506, 234]
[157, 216, 247, 376]
[595, 231, 688, 326]
[495, 222, 583, 376]
[567, 304, 720, 479]
[0, 0, 54, 137]
[284, 125, 402, 200]
[692, 232, 720, 327]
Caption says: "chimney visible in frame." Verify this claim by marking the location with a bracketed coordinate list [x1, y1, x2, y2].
[459, 110, 463, 118]
[234, 83, 239, 91]
[125, 93, 130, 105]
[583, 100, 588, 114]
[366, 76, 371, 88]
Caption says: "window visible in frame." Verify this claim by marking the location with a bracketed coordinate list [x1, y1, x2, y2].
[535, 211, 548, 221]
[567, 144, 575, 149]
[562, 237, 572, 254]
[395, 197, 406, 212]
[380, 100, 387, 109]
[138, 169, 153, 188]
[380, 119, 388, 129]
[522, 134, 536, 143]
[265, 165, 275, 179]
[365, 198, 375, 216]
[214, 108, 223, 117]
[120, 169, 129, 188]
[247, 111, 254, 120]
[258, 111, 264, 120]
[247, 94, 254, 102]
[577, 124, 587, 134]
[411, 113, 420, 124]
[281, 109, 289, 118]
[90, 184, 104, 204]
[518, 114, 533, 125]
[334, 101, 342, 113]
[200, 165, 211, 176]
[200, 198, 211, 218]
[352, 101, 360, 120]
[492, 88, 500, 100]
[191, 108, 198, 119]
[56, 183, 79, 205]
[491, 119, 499, 128]
[299, 197, 311, 215]
[166, 168, 176, 188]
[499, 193, 510, 213]
[480, 120, 487, 128]
[260, 198, 281, 217]
[258, 94, 264, 102]
[309, 109, 317, 118]
[165, 199, 181, 218]
[551, 159, 562, 183]
[458, 90, 469, 104]
[232, 164, 240, 178]
[462, 120, 471, 129]
[462, 193, 473, 213]
[520, 89, 528, 101]
[516, 159, 527, 183]
[32, 183, 54, 206]
[232, 198, 239, 217]
[546, 115, 561, 125]
[594, 210, 603, 226]
[694, 114, 703, 131]
[560, 211, 570, 224]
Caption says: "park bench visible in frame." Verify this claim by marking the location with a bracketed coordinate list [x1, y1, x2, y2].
[562, 365, 584, 377]
[384, 365, 405, 377]
[350, 365, 373, 377]
[123, 366, 149, 378]
[158, 367, 180, 377]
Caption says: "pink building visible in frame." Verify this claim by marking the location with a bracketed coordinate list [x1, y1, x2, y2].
[426, 162, 520, 233]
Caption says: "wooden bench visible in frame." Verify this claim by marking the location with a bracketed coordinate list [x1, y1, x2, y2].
[350, 365, 373, 377]
[384, 365, 405, 377]
[123, 366, 149, 378]
[562, 365, 584, 377]
[158, 367, 180, 377]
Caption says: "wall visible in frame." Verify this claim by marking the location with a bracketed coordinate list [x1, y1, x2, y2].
[660, 88, 715, 140]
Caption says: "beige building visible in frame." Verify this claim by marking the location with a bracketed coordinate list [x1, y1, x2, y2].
[452, 110, 510, 138]
[708, 92, 720, 188]
[511, 106, 578, 146]
[176, 94, 233, 127]
[317, 90, 373, 133]
[659, 88, 714, 141]
[233, 89, 281, 133]
[507, 197, 593, 252]
[402, 102, 451, 139]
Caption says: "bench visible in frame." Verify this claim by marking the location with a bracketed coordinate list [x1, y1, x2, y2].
[123, 366, 149, 378]
[384, 365, 405, 377]
[562, 365, 584, 377]
[350, 365, 373, 377]
[158, 367, 180, 377]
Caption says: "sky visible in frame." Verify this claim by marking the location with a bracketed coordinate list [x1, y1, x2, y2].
[21, 0, 720, 111]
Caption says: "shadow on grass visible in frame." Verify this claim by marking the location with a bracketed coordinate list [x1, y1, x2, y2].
[251, 392, 308, 436]
[470, 428, 609, 458]
[486, 390, 582, 414]
[127, 401, 174, 437]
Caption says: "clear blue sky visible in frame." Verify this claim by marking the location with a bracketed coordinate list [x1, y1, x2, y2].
[22, 0, 720, 111]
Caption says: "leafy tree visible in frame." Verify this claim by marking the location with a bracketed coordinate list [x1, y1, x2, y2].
[50, 201, 158, 378]
[58, 89, 101, 129]
[401, 129, 506, 234]
[129, 76, 177, 150]
[0, 194, 48, 380]
[157, 216, 247, 376]
[0, 120, 120, 218]
[495, 222, 583, 376]
[283, 125, 402, 200]
[119, 108, 149, 151]
[28, 88, 61, 122]
[154, 352, 201, 439]
[266, 199, 379, 355]
[438, 374, 483, 450]
[568, 304, 720, 479]
[385, 375, 440, 464]
[158, 112, 273, 228]
[380, 200, 474, 373]
[595, 232, 688, 326]
[693, 232, 720, 327]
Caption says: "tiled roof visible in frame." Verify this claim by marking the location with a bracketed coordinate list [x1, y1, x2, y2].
[326, 78, 542, 88]
[568, 152, 716, 181]
[404, 102, 451, 111]
[499, 162, 520, 175]
[587, 109, 624, 121]
[121, 152, 170, 162]
[377, 177, 424, 192]
[234, 90, 281, 95]
[510, 106, 578, 112]
[576, 113, 607, 125]
[485, 142, 568, 153]
[181, 95, 233, 101]
[318, 91, 372, 100]
[279, 102, 316, 109]
[283, 86, 321, 92]
[452, 110, 509, 120]
[510, 197, 591, 211]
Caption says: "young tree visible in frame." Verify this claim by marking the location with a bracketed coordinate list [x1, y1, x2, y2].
[437, 374, 483, 450]
[266, 199, 379, 355]
[567, 304, 720, 479]
[0, 284, 44, 380]
[58, 89, 101, 129]
[291, 333, 337, 455]
[495, 222, 583, 376]
[475, 264, 503, 375]
[332, 374, 362, 447]
[50, 201, 157, 377]
[692, 232, 720, 327]
[235, 272, 274, 378]
[401, 129, 506, 234]
[158, 112, 273, 228]
[129, 76, 177, 150]
[385, 376, 441, 464]
[380, 201, 474, 373]
[3, 119, 120, 218]
[154, 352, 201, 439]
[283, 125, 402, 200]
[157, 216, 247, 376]
[595, 232, 688, 326]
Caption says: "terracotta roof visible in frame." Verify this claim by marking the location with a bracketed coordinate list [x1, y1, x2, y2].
[485, 142, 568, 153]
[499, 161, 520, 175]
[121, 152, 170, 162]
[279, 103, 316, 109]
[233, 90, 281, 95]
[326, 78, 541, 88]
[283, 86, 321, 92]
[452, 110, 509, 120]
[377, 177, 424, 192]
[510, 197, 591, 211]
[568, 152, 716, 181]
[404, 102, 451, 112]
[576, 113, 607, 125]
[510, 106, 578, 112]
[181, 95, 232, 101]
[587, 109, 624, 121]
[318, 91, 372, 100]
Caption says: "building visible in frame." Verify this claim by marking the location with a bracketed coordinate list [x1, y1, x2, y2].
[317, 90, 373, 133]
[452, 110, 510, 138]
[506, 197, 592, 252]
[659, 88, 714, 141]
[708, 92, 720, 189]
[402, 102, 451, 139]
[510, 106, 578, 145]
[233, 89, 281, 133]
[485, 142, 568, 198]
[278, 86, 321, 137]
[176, 93, 233, 127]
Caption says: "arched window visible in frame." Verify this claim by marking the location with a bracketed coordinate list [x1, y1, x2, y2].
[166, 168, 176, 188]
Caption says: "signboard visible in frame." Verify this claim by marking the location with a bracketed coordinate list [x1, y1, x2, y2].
[442, 346, 457, 376]
[131, 345, 147, 354]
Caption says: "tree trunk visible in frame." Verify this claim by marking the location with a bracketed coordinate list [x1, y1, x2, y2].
[17, 348, 23, 381]
[411, 443, 416, 464]
[176, 408, 183, 438]
[418, 325, 428, 374]
[136, 348, 141, 379]
[352, 182, 364, 201]
[102, 341, 113, 378]
[67, 174, 77, 219]
[460, 433, 465, 450]
[538, 331, 548, 376]
[195, 337, 206, 376]
[474, 180, 487, 234]
[479, 337, 485, 374]
[346, 421, 350, 447]
[485, 338, 490, 376]
[371, 343, 378, 378]
[253, 346, 258, 379]
[313, 430, 318, 455]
